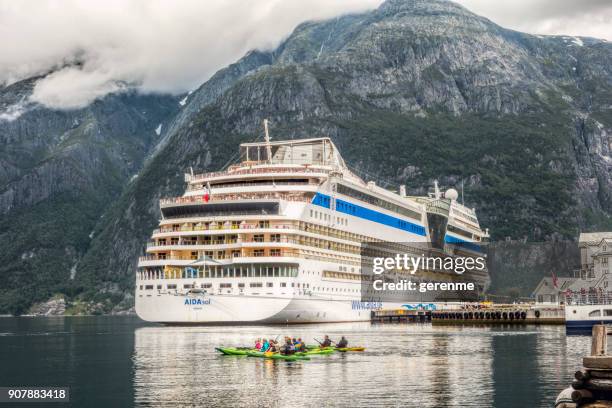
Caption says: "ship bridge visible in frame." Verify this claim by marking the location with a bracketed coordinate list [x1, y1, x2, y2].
[239, 137, 347, 169]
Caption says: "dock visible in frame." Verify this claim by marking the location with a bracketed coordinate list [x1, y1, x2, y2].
[431, 305, 564, 324]
[370, 305, 564, 324]
[371, 309, 432, 323]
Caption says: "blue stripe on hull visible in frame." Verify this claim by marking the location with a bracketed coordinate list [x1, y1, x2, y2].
[566, 319, 612, 333]
[444, 235, 482, 252]
[312, 192, 426, 236]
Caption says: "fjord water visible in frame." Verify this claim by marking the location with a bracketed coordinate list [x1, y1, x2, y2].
[0, 317, 589, 407]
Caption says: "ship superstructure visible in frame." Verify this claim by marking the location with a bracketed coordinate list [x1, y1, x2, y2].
[135, 127, 490, 323]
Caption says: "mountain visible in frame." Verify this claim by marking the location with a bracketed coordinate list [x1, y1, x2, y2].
[0, 75, 180, 314]
[2, 0, 612, 314]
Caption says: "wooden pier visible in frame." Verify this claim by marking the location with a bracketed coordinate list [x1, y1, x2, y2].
[557, 325, 612, 407]
[371, 309, 432, 323]
[370, 305, 565, 325]
[430, 305, 564, 325]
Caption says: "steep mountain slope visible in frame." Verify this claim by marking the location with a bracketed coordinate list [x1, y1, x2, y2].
[0, 76, 180, 314]
[76, 0, 612, 309]
[5, 0, 612, 313]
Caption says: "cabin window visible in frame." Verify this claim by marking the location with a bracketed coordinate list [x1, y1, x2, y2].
[201, 283, 212, 289]
[270, 234, 281, 242]
[590, 310, 602, 317]
[250, 282, 263, 288]
[238, 283, 245, 288]
[254, 249, 265, 257]
[605, 310, 612, 316]
[253, 234, 264, 242]
[167, 284, 177, 289]
[266, 282, 273, 288]
[220, 283, 232, 288]
[280, 283, 287, 287]
[183, 284, 193, 289]
[259, 220, 270, 228]
[145, 285, 154, 290]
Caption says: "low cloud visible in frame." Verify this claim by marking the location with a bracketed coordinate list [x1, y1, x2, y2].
[0, 0, 381, 109]
[456, 0, 612, 40]
[1, 0, 610, 110]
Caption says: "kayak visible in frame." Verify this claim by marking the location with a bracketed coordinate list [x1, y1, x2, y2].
[295, 349, 335, 356]
[306, 345, 365, 352]
[334, 347, 366, 352]
[215, 347, 252, 355]
[246, 351, 310, 361]
[306, 346, 334, 351]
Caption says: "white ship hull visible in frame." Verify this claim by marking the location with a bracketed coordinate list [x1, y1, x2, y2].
[136, 293, 374, 324]
[565, 304, 612, 332]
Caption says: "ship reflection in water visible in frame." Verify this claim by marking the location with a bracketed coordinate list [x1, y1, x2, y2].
[132, 322, 586, 407]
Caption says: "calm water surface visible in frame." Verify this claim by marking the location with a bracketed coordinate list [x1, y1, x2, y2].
[0, 317, 590, 407]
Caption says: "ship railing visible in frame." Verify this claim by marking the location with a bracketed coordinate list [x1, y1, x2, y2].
[147, 239, 240, 247]
[187, 166, 331, 182]
[145, 238, 360, 255]
[139, 255, 197, 261]
[186, 180, 317, 191]
[138, 251, 303, 263]
[152, 223, 296, 234]
[160, 193, 310, 207]
[564, 293, 612, 306]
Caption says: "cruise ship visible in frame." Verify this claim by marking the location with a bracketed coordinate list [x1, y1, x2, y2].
[135, 124, 490, 324]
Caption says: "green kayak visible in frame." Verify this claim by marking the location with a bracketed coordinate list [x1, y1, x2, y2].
[215, 347, 252, 356]
[246, 351, 310, 361]
[295, 349, 335, 356]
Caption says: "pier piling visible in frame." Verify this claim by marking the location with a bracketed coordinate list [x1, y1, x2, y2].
[557, 324, 612, 407]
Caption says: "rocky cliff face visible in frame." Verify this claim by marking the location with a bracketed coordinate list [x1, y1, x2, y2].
[2, 0, 612, 313]
[0, 75, 180, 314]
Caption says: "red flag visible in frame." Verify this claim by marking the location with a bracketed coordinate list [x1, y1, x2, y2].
[203, 181, 211, 202]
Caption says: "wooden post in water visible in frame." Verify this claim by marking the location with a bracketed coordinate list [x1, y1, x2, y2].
[592, 325, 608, 357]
[558, 325, 612, 407]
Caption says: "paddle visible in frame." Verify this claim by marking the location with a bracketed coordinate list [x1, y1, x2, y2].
[313, 338, 333, 350]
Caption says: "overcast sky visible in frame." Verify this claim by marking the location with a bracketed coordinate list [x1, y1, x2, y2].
[0, 0, 610, 110]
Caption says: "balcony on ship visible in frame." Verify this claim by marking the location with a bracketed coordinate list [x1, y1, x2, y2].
[185, 165, 332, 184]
[159, 192, 312, 219]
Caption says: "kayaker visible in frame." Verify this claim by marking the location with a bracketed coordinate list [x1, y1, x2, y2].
[321, 335, 332, 347]
[255, 338, 262, 350]
[337, 336, 348, 348]
[280, 338, 295, 355]
[268, 340, 278, 353]
[292, 337, 298, 345]
[296, 338, 306, 352]
[260, 338, 270, 352]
